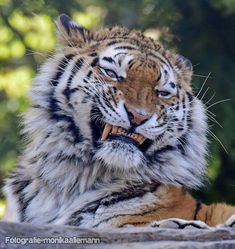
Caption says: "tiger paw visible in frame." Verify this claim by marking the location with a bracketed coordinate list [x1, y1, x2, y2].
[151, 218, 209, 229]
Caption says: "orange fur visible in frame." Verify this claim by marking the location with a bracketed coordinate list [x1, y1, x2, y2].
[102, 186, 235, 227]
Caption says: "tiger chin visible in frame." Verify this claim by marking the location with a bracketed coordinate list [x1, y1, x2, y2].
[3, 14, 235, 229]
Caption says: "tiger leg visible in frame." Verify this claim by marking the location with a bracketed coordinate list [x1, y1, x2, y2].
[113, 186, 235, 229]
[150, 201, 235, 229]
[197, 203, 235, 227]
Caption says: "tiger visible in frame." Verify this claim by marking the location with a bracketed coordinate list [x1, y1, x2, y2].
[3, 14, 235, 229]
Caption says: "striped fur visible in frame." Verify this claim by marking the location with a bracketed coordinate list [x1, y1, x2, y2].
[3, 14, 235, 228]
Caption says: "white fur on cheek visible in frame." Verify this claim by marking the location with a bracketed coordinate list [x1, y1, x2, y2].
[136, 113, 167, 139]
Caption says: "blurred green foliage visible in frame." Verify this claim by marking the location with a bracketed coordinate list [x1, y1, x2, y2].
[0, 0, 235, 205]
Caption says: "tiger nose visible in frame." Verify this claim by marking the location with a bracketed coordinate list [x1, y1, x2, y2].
[125, 106, 149, 125]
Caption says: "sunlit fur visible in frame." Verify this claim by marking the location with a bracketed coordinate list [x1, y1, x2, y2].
[3, 15, 235, 228]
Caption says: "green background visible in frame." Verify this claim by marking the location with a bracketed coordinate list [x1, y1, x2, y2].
[0, 0, 235, 217]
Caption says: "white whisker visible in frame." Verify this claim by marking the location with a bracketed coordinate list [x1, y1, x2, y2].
[196, 72, 211, 99]
[200, 87, 210, 101]
[208, 129, 228, 154]
[204, 93, 216, 106]
[207, 99, 231, 109]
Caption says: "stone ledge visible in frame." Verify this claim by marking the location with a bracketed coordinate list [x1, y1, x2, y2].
[0, 221, 235, 248]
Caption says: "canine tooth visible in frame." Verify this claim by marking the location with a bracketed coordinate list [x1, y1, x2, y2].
[101, 124, 112, 141]
[135, 135, 140, 142]
[137, 134, 145, 144]
[132, 134, 138, 139]
[135, 134, 144, 144]
[139, 136, 146, 144]
[139, 134, 144, 140]
[118, 127, 122, 132]
[112, 126, 118, 134]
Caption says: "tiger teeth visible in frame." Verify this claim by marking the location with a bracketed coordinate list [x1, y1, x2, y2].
[136, 134, 146, 144]
[117, 127, 123, 133]
[101, 124, 112, 141]
[101, 124, 146, 145]
[112, 126, 118, 133]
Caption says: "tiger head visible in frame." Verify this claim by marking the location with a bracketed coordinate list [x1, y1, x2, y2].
[30, 15, 208, 189]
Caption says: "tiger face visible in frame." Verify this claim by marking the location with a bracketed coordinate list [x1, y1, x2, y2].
[36, 15, 207, 188]
[94, 47, 194, 170]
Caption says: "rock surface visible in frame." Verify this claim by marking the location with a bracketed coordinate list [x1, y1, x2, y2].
[0, 221, 235, 248]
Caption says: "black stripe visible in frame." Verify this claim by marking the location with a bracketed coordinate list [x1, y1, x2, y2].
[93, 195, 165, 228]
[49, 54, 83, 144]
[63, 57, 84, 99]
[12, 178, 32, 221]
[67, 199, 102, 226]
[153, 122, 166, 129]
[102, 56, 115, 64]
[156, 71, 162, 82]
[51, 54, 75, 86]
[128, 60, 135, 69]
[114, 52, 127, 58]
[139, 138, 153, 152]
[107, 87, 117, 107]
[149, 52, 173, 70]
[99, 91, 120, 115]
[100, 183, 160, 207]
[171, 117, 179, 122]
[155, 145, 175, 154]
[194, 200, 202, 220]
[89, 52, 97, 57]
[96, 92, 119, 117]
[49, 97, 61, 114]
[87, 70, 93, 79]
[67, 183, 160, 226]
[148, 145, 176, 164]
[114, 46, 135, 50]
[177, 134, 188, 155]
[187, 112, 193, 130]
[23, 190, 39, 222]
[175, 104, 180, 111]
[101, 89, 120, 115]
[107, 40, 124, 46]
[177, 127, 184, 132]
[52, 113, 83, 144]
[90, 105, 104, 148]
[186, 92, 194, 103]
[90, 57, 99, 67]
[49, 96, 83, 144]
[182, 95, 186, 109]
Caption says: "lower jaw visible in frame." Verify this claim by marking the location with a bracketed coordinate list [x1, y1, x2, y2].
[98, 134, 153, 154]
[94, 139, 146, 170]
[108, 134, 140, 147]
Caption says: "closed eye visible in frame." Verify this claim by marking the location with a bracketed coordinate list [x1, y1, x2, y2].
[156, 90, 171, 98]
[100, 67, 118, 79]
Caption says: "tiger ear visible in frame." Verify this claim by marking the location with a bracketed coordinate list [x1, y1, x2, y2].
[56, 14, 91, 46]
[175, 54, 193, 71]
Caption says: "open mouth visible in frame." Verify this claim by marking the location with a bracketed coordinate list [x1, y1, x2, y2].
[101, 124, 146, 145]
